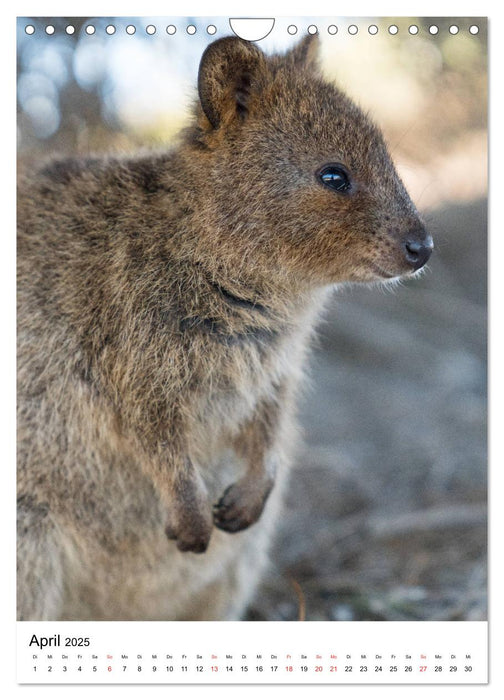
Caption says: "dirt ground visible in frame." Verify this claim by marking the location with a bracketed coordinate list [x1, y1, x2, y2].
[245, 199, 487, 622]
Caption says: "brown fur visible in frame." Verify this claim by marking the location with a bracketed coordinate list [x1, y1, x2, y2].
[17, 35, 432, 620]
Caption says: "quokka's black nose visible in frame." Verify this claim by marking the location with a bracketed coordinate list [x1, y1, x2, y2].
[403, 235, 434, 271]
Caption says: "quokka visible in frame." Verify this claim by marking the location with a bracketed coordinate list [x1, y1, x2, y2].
[17, 34, 433, 620]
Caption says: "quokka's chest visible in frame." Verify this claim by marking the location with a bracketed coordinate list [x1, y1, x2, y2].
[188, 324, 310, 450]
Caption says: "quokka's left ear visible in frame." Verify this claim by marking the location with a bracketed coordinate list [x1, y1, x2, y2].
[197, 36, 267, 130]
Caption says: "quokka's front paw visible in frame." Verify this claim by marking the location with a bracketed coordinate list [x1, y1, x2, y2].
[165, 505, 213, 554]
[212, 477, 274, 533]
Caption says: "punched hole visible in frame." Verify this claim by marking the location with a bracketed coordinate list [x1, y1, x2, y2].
[229, 18, 274, 41]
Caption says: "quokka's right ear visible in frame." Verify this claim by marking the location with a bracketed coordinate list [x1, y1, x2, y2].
[286, 33, 320, 72]
[197, 37, 266, 130]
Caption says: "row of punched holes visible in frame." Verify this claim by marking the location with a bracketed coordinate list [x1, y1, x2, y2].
[25, 23, 481, 37]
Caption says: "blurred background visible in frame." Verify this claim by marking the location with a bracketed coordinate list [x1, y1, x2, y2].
[17, 16, 487, 621]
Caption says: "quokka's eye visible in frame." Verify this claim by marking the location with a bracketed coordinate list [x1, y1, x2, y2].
[317, 164, 352, 193]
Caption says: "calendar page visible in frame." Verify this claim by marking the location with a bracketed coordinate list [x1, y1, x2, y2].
[15, 2, 489, 690]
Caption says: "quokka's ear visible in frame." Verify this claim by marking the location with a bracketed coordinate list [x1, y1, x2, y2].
[286, 33, 320, 72]
[198, 37, 266, 130]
